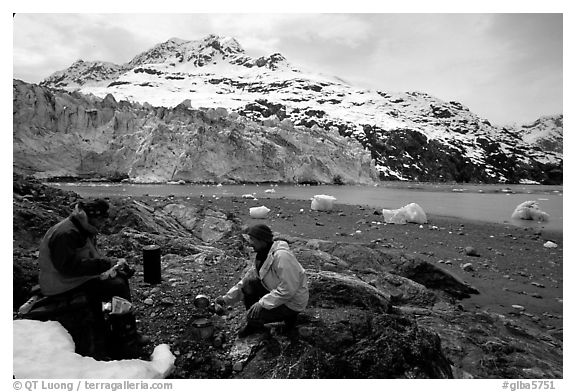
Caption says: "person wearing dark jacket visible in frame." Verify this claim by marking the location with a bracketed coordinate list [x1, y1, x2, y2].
[216, 224, 309, 337]
[38, 198, 130, 301]
[38, 198, 148, 357]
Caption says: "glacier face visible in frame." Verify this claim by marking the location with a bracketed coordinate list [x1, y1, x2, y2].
[13, 79, 378, 185]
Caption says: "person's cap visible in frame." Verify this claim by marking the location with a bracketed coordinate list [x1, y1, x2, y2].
[246, 224, 274, 244]
[80, 198, 109, 218]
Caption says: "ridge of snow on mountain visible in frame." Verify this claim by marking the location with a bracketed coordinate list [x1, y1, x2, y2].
[515, 115, 563, 154]
[37, 34, 562, 184]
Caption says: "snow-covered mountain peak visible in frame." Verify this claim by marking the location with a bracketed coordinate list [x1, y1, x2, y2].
[42, 34, 297, 90]
[516, 114, 563, 153]
[127, 34, 247, 69]
[201, 34, 244, 54]
[40, 59, 126, 89]
[521, 114, 563, 132]
[165, 37, 188, 45]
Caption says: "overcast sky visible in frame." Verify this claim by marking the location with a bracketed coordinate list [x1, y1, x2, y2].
[11, 7, 564, 126]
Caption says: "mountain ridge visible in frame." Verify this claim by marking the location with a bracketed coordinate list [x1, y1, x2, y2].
[514, 115, 563, 154]
[26, 34, 563, 184]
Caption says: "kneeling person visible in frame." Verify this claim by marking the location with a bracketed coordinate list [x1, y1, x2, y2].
[217, 224, 309, 337]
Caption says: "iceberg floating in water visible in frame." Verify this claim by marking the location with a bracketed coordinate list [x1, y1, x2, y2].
[250, 206, 270, 219]
[381, 202, 427, 225]
[511, 201, 550, 222]
[311, 195, 337, 211]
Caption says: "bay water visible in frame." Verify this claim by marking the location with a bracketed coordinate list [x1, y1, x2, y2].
[52, 182, 563, 233]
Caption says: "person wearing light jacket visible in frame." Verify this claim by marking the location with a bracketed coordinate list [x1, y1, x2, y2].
[216, 224, 309, 338]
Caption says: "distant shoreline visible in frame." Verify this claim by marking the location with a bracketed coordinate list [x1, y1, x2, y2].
[43, 178, 564, 194]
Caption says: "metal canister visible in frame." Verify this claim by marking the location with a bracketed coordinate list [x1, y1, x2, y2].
[143, 245, 161, 284]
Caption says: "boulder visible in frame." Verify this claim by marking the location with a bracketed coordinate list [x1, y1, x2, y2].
[390, 254, 479, 299]
[235, 270, 453, 379]
[307, 271, 392, 311]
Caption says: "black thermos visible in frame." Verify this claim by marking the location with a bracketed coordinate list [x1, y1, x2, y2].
[143, 245, 162, 284]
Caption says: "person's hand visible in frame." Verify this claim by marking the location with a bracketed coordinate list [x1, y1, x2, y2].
[114, 258, 128, 268]
[247, 302, 263, 319]
[73, 204, 90, 226]
[99, 267, 117, 280]
[215, 296, 226, 306]
[214, 303, 225, 316]
[113, 258, 135, 279]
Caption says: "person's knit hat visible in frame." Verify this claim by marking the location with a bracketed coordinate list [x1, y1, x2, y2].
[246, 224, 274, 244]
[79, 198, 109, 218]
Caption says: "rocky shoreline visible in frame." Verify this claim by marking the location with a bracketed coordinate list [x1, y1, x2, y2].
[13, 174, 563, 378]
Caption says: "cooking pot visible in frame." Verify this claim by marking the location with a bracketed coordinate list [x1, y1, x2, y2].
[193, 294, 210, 309]
[191, 317, 214, 339]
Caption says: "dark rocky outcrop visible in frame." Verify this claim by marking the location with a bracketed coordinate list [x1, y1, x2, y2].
[236, 271, 453, 378]
[290, 240, 479, 300]
[388, 254, 479, 299]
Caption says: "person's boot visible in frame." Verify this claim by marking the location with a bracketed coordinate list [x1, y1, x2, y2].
[107, 312, 149, 359]
[237, 322, 266, 338]
[284, 314, 298, 330]
[136, 333, 151, 345]
[281, 314, 299, 339]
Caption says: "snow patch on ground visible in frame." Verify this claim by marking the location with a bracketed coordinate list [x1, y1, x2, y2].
[13, 319, 175, 379]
